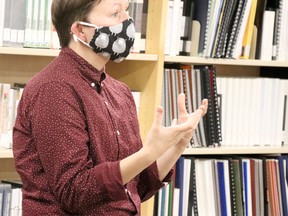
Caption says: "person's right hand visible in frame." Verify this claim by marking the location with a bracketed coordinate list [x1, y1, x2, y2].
[143, 96, 205, 160]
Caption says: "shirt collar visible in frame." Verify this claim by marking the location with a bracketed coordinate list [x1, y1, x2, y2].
[60, 47, 106, 93]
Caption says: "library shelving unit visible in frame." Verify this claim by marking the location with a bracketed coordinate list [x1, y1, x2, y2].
[1, 0, 288, 215]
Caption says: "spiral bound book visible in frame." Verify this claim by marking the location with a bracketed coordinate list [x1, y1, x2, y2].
[202, 0, 212, 57]
[211, 66, 222, 144]
[275, 0, 287, 61]
[191, 68, 203, 147]
[214, 0, 237, 58]
[231, 0, 252, 59]
[198, 66, 215, 146]
[225, 0, 244, 58]
[193, 0, 209, 56]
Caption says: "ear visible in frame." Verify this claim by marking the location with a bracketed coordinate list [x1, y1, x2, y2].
[70, 22, 87, 42]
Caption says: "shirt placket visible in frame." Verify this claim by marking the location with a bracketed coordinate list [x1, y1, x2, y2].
[101, 96, 122, 160]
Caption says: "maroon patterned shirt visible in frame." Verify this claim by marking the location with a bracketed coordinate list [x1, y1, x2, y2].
[13, 47, 171, 215]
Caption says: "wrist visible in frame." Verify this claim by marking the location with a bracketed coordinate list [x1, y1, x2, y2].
[174, 140, 188, 155]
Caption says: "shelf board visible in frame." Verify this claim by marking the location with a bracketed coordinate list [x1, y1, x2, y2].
[165, 56, 288, 67]
[0, 147, 13, 159]
[0, 47, 158, 61]
[182, 146, 288, 155]
[1, 146, 287, 158]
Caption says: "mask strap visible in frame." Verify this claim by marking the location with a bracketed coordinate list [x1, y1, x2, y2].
[78, 21, 100, 29]
[72, 34, 91, 48]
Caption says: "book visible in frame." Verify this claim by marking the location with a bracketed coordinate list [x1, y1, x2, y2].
[231, 0, 253, 59]
[23, 0, 34, 47]
[0, 84, 11, 148]
[232, 158, 244, 216]
[242, 158, 252, 216]
[2, 183, 12, 216]
[0, 0, 6, 46]
[192, 0, 209, 56]
[215, 159, 231, 216]
[131, 0, 144, 53]
[278, 156, 288, 216]
[214, 0, 238, 58]
[254, 0, 267, 59]
[2, 0, 12, 47]
[259, 10, 275, 60]
[195, 159, 217, 215]
[204, 0, 224, 58]
[175, 157, 185, 216]
[225, 0, 246, 58]
[275, 0, 288, 61]
[240, 0, 258, 59]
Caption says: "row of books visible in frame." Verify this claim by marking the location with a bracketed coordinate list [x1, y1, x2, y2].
[162, 64, 288, 147]
[217, 76, 288, 147]
[0, 180, 23, 216]
[0, 0, 60, 49]
[161, 64, 222, 147]
[0, 0, 148, 52]
[154, 155, 288, 216]
[165, 0, 288, 61]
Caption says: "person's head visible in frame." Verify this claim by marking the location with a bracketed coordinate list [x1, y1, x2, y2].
[51, 0, 130, 48]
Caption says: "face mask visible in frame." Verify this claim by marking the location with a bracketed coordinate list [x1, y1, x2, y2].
[73, 18, 135, 63]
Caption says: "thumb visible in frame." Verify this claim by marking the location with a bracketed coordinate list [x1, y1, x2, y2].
[152, 106, 164, 128]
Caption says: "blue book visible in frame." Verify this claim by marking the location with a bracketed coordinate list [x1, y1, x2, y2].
[175, 157, 185, 216]
[242, 160, 249, 216]
[278, 156, 288, 216]
[160, 186, 166, 216]
[217, 161, 228, 216]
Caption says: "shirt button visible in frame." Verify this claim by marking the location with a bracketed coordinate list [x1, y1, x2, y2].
[91, 83, 95, 87]
[117, 130, 120, 136]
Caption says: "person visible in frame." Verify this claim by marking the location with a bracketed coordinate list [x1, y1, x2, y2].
[13, 0, 208, 215]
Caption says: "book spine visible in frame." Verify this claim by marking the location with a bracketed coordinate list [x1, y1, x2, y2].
[23, 0, 34, 47]
[2, 0, 12, 46]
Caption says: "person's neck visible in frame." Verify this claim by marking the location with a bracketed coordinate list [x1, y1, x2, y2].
[69, 40, 109, 71]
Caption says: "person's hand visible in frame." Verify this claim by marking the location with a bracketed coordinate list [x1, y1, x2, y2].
[143, 93, 208, 160]
[174, 93, 208, 151]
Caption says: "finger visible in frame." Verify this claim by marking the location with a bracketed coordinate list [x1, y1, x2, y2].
[177, 93, 188, 116]
[174, 109, 202, 133]
[200, 99, 208, 117]
[152, 106, 164, 128]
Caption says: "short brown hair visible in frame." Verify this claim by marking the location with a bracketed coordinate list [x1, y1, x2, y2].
[51, 0, 100, 47]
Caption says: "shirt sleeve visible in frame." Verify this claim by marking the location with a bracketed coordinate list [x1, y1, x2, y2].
[30, 81, 128, 213]
[137, 161, 174, 202]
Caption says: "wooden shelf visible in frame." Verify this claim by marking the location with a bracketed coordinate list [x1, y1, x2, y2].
[2, 146, 287, 159]
[165, 55, 288, 67]
[0, 47, 158, 61]
[0, 147, 13, 159]
[183, 146, 288, 155]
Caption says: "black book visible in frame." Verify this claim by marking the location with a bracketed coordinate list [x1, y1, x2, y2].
[186, 156, 196, 216]
[199, 66, 215, 146]
[225, 0, 246, 58]
[210, 66, 222, 145]
[192, 0, 209, 55]
[254, 0, 268, 59]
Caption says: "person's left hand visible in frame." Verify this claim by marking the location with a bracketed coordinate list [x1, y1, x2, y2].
[172, 93, 208, 151]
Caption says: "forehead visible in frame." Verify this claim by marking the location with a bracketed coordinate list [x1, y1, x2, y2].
[87, 0, 129, 17]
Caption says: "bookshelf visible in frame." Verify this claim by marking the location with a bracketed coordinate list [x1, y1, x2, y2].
[0, 0, 288, 215]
